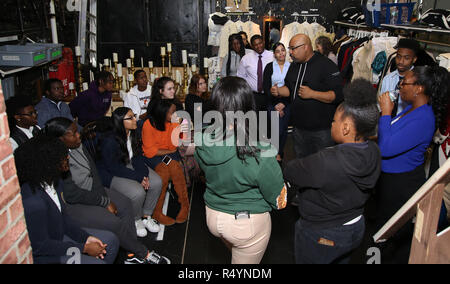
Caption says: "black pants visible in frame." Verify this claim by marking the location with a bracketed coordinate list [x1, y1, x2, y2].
[292, 127, 334, 159]
[253, 92, 268, 139]
[295, 217, 365, 264]
[66, 188, 149, 259]
[375, 165, 425, 263]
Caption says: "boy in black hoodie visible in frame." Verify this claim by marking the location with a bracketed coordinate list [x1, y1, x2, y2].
[284, 79, 381, 264]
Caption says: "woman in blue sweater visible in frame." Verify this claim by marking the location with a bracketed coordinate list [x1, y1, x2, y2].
[377, 66, 449, 262]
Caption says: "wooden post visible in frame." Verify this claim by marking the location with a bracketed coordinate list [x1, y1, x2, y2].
[373, 158, 450, 264]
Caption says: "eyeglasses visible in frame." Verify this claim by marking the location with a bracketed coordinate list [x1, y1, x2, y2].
[288, 44, 306, 51]
[123, 114, 137, 120]
[19, 111, 38, 116]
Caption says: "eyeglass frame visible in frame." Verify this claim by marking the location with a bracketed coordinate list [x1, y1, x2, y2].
[288, 43, 306, 51]
[123, 114, 137, 120]
[398, 79, 418, 87]
[18, 111, 38, 116]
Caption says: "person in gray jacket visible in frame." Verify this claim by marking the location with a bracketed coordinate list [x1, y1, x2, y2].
[35, 79, 74, 128]
[44, 117, 170, 264]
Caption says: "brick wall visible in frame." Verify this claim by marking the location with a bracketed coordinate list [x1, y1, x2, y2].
[0, 82, 33, 264]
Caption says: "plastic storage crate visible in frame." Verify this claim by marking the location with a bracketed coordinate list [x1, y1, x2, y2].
[26, 43, 63, 62]
[364, 2, 416, 27]
[0, 45, 48, 67]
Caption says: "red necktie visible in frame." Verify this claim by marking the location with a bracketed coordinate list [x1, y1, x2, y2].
[257, 55, 263, 93]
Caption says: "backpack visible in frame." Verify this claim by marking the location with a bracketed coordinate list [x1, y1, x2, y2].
[420, 9, 450, 30]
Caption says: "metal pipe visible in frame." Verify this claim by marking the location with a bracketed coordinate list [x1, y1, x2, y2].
[416, 38, 450, 48]
[50, 0, 59, 43]
[17, 0, 25, 39]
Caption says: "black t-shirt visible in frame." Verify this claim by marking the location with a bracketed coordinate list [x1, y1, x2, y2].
[285, 52, 344, 131]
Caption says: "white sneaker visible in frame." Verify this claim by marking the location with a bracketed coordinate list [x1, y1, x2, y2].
[143, 218, 160, 233]
[135, 219, 147, 237]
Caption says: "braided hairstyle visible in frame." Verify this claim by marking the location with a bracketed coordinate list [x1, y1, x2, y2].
[226, 33, 246, 76]
[412, 66, 450, 130]
[338, 79, 379, 141]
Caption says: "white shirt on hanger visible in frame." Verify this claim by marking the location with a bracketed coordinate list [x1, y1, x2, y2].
[208, 12, 228, 47]
[218, 21, 240, 59]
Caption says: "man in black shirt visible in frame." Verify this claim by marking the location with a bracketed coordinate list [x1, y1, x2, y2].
[276, 34, 343, 159]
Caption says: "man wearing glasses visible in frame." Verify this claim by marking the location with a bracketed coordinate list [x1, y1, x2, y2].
[6, 94, 41, 151]
[276, 34, 343, 160]
[379, 38, 420, 117]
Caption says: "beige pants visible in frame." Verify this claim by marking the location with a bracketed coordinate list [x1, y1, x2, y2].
[205, 206, 272, 264]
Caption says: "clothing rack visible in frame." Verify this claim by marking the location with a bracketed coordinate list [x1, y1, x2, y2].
[226, 11, 257, 21]
[347, 28, 390, 39]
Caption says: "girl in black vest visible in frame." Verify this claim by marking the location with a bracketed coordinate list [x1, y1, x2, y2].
[6, 95, 41, 151]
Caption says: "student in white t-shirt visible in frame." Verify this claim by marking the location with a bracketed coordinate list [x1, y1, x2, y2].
[124, 70, 152, 121]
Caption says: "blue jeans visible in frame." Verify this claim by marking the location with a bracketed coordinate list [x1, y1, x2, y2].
[292, 127, 335, 159]
[294, 217, 365, 264]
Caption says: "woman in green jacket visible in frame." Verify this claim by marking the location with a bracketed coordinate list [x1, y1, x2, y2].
[194, 76, 287, 264]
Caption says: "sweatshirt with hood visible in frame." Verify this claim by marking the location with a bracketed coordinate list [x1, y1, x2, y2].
[284, 141, 381, 229]
[194, 134, 286, 215]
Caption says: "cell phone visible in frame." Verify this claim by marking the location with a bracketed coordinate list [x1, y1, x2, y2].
[235, 211, 250, 220]
[162, 155, 172, 166]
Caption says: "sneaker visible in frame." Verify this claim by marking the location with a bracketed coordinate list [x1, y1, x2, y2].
[124, 251, 171, 264]
[143, 218, 160, 233]
[135, 219, 147, 238]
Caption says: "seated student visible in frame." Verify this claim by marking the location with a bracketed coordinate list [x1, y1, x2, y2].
[123, 70, 152, 121]
[69, 71, 113, 127]
[44, 117, 170, 264]
[6, 95, 41, 152]
[35, 78, 74, 128]
[284, 79, 381, 264]
[95, 107, 163, 237]
[142, 100, 190, 226]
[15, 134, 119, 264]
[185, 74, 209, 122]
[147, 77, 184, 114]
[180, 75, 207, 186]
